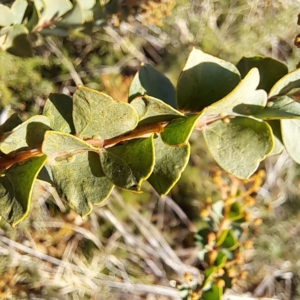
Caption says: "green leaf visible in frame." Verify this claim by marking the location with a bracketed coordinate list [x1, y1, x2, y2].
[218, 229, 239, 250]
[128, 64, 176, 108]
[203, 117, 274, 179]
[43, 93, 75, 134]
[214, 252, 227, 269]
[202, 283, 222, 300]
[0, 155, 46, 226]
[77, 0, 95, 10]
[11, 0, 28, 24]
[255, 93, 300, 120]
[254, 107, 300, 120]
[161, 113, 203, 146]
[73, 86, 139, 139]
[48, 151, 113, 216]
[25, 2, 39, 31]
[56, 1, 84, 26]
[0, 115, 50, 154]
[42, 131, 98, 157]
[202, 266, 217, 289]
[0, 24, 33, 57]
[104, 136, 155, 191]
[130, 95, 182, 125]
[148, 135, 190, 195]
[0, 113, 22, 136]
[236, 56, 288, 93]
[281, 119, 300, 164]
[176, 47, 240, 112]
[0, 5, 15, 27]
[205, 68, 267, 116]
[39, 0, 73, 21]
[215, 230, 228, 247]
[33, 0, 43, 12]
[267, 120, 284, 156]
[269, 69, 300, 97]
[228, 202, 243, 221]
[100, 151, 137, 191]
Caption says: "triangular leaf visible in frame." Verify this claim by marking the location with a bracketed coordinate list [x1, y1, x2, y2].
[100, 150, 138, 191]
[43, 93, 75, 134]
[104, 136, 155, 190]
[205, 68, 267, 116]
[48, 151, 113, 216]
[214, 252, 227, 269]
[56, 0, 84, 26]
[130, 95, 182, 125]
[0, 155, 47, 226]
[0, 115, 50, 154]
[1, 24, 33, 57]
[161, 113, 203, 146]
[236, 56, 288, 93]
[202, 283, 223, 300]
[11, 0, 28, 25]
[228, 202, 244, 221]
[269, 68, 300, 97]
[39, 0, 73, 21]
[128, 64, 176, 108]
[281, 119, 300, 164]
[73, 86, 139, 138]
[148, 135, 190, 195]
[219, 229, 239, 250]
[255, 94, 300, 120]
[0, 5, 15, 26]
[202, 266, 217, 289]
[25, 2, 39, 32]
[203, 117, 273, 179]
[176, 47, 240, 112]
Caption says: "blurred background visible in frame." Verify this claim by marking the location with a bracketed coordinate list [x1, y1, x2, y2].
[1, 0, 300, 299]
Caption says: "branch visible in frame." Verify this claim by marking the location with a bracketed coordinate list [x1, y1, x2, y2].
[0, 122, 167, 172]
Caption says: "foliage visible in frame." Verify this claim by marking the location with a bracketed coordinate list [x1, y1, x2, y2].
[0, 41, 300, 297]
[1, 1, 300, 299]
[0, 51, 53, 112]
[178, 170, 264, 299]
[0, 0, 175, 57]
[0, 45, 298, 232]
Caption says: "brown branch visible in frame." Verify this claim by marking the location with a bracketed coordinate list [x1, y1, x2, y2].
[85, 122, 168, 148]
[0, 114, 229, 173]
[0, 148, 43, 172]
[0, 122, 168, 172]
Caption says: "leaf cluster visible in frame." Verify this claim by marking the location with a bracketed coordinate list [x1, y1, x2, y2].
[0, 47, 300, 231]
[178, 170, 265, 300]
[0, 0, 175, 57]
